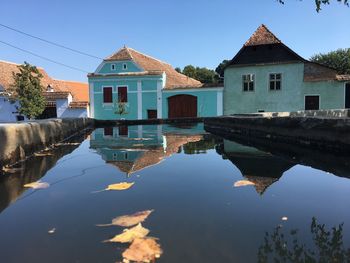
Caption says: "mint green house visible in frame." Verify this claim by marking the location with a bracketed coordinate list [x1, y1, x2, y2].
[224, 25, 350, 114]
[88, 47, 223, 120]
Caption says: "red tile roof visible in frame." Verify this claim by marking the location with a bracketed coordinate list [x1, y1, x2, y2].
[244, 24, 281, 46]
[103, 47, 203, 89]
[0, 60, 89, 104]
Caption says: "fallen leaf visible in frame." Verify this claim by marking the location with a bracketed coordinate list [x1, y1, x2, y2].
[2, 167, 23, 173]
[34, 152, 53, 157]
[48, 228, 56, 234]
[106, 182, 135, 191]
[97, 210, 154, 227]
[234, 180, 255, 187]
[104, 223, 149, 243]
[24, 181, 50, 189]
[282, 216, 288, 221]
[122, 238, 162, 263]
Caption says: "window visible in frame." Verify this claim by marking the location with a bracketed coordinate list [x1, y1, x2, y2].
[269, 73, 282, 90]
[118, 87, 128, 103]
[104, 127, 113, 136]
[103, 87, 113, 103]
[111, 64, 116, 71]
[242, 74, 255, 92]
[119, 126, 128, 136]
[305, 95, 320, 110]
[123, 63, 127, 70]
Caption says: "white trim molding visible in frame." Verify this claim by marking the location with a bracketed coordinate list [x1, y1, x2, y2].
[157, 80, 163, 118]
[162, 87, 224, 93]
[89, 83, 95, 118]
[137, 81, 142, 120]
[217, 90, 223, 116]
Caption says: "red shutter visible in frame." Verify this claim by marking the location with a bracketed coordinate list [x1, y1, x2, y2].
[118, 87, 128, 102]
[103, 87, 113, 103]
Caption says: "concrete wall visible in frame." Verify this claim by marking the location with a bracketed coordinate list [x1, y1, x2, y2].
[0, 118, 94, 168]
[224, 62, 346, 114]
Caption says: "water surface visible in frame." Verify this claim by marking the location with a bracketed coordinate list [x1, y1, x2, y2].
[0, 124, 349, 262]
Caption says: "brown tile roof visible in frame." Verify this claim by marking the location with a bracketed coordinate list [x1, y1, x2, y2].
[0, 60, 89, 105]
[103, 47, 203, 89]
[43, 91, 70, 100]
[69, 101, 89, 108]
[244, 24, 282, 46]
[303, 62, 339, 82]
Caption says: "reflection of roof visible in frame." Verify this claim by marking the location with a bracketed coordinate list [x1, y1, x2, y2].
[102, 47, 203, 90]
[107, 134, 203, 175]
[226, 152, 294, 195]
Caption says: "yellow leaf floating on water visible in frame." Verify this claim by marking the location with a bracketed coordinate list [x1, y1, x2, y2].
[97, 210, 154, 227]
[24, 181, 50, 189]
[104, 223, 149, 243]
[34, 152, 53, 157]
[122, 238, 162, 263]
[107, 182, 134, 191]
[233, 180, 255, 187]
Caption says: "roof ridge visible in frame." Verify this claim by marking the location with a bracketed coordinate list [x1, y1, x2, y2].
[127, 47, 172, 66]
[244, 24, 282, 46]
[0, 59, 46, 70]
[53, 78, 88, 84]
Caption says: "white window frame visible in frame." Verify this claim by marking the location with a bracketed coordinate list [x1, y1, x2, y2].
[117, 85, 129, 103]
[102, 86, 114, 106]
[242, 74, 255, 92]
[269, 73, 282, 91]
[122, 63, 128, 70]
[111, 64, 116, 71]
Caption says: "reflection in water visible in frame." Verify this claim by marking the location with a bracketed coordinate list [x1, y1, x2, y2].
[0, 133, 88, 214]
[90, 124, 213, 176]
[217, 140, 296, 195]
[258, 218, 350, 263]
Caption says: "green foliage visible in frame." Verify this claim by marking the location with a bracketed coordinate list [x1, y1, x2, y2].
[181, 65, 218, 84]
[115, 99, 128, 116]
[175, 67, 181, 73]
[183, 136, 218, 154]
[257, 217, 350, 262]
[277, 0, 349, 12]
[215, 60, 230, 79]
[11, 62, 46, 119]
[310, 48, 350, 75]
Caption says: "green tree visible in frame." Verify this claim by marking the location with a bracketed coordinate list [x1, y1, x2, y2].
[11, 62, 46, 119]
[277, 0, 349, 12]
[310, 48, 350, 75]
[175, 67, 182, 73]
[182, 65, 219, 84]
[182, 65, 197, 79]
[114, 98, 128, 117]
[215, 59, 230, 80]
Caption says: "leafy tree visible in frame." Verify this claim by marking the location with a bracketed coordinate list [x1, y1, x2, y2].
[11, 62, 46, 119]
[277, 0, 349, 12]
[182, 65, 197, 79]
[175, 67, 182, 73]
[182, 65, 219, 84]
[215, 59, 230, 80]
[310, 48, 350, 75]
[114, 98, 128, 117]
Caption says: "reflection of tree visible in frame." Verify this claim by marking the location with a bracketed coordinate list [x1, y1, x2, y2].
[258, 217, 350, 263]
[182, 136, 218, 154]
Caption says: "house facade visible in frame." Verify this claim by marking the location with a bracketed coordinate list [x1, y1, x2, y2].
[224, 25, 350, 114]
[0, 60, 89, 122]
[88, 47, 223, 120]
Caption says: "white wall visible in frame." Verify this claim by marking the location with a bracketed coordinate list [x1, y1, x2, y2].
[56, 95, 89, 118]
[0, 97, 27, 123]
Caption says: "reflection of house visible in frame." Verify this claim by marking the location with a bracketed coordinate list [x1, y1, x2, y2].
[0, 60, 89, 122]
[224, 25, 350, 114]
[221, 140, 295, 195]
[88, 47, 223, 120]
[90, 124, 205, 175]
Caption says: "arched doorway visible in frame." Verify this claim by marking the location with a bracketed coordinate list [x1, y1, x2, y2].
[168, 94, 197, 118]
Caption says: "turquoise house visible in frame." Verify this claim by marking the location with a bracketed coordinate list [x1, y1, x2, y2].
[224, 25, 350, 114]
[88, 47, 223, 120]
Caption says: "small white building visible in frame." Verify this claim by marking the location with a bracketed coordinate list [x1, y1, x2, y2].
[0, 60, 89, 122]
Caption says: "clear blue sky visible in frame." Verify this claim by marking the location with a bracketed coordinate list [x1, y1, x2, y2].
[0, 0, 349, 82]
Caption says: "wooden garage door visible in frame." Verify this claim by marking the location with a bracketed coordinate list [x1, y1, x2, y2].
[168, 95, 197, 118]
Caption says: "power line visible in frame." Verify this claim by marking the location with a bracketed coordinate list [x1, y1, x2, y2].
[0, 23, 103, 60]
[0, 39, 89, 73]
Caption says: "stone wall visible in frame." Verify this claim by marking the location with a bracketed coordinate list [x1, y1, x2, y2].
[204, 116, 350, 152]
[0, 118, 94, 168]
